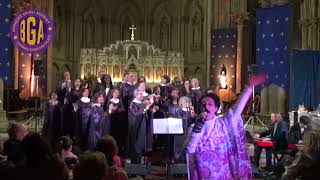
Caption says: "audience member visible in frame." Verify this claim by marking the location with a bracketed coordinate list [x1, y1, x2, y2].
[96, 135, 128, 180]
[2, 122, 28, 164]
[282, 131, 320, 179]
[15, 133, 69, 180]
[73, 151, 108, 180]
[288, 116, 312, 144]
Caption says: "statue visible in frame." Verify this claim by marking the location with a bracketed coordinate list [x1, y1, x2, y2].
[219, 64, 227, 89]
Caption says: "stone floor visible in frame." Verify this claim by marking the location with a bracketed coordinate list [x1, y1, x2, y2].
[0, 116, 274, 179]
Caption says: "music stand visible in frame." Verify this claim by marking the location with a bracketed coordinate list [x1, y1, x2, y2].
[244, 65, 267, 132]
[153, 117, 184, 176]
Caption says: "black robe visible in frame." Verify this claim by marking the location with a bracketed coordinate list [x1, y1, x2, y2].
[160, 84, 173, 101]
[109, 110, 127, 154]
[74, 99, 91, 149]
[190, 88, 203, 114]
[42, 101, 63, 146]
[128, 100, 147, 163]
[172, 108, 191, 162]
[56, 80, 71, 104]
[120, 82, 135, 110]
[87, 105, 105, 150]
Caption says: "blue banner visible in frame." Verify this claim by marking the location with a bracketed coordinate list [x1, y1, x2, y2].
[210, 29, 237, 90]
[256, 5, 290, 91]
[0, 0, 12, 86]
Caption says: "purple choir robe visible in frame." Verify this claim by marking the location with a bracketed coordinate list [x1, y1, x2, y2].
[42, 101, 63, 146]
[128, 100, 147, 163]
[173, 108, 191, 162]
[87, 105, 105, 150]
[190, 87, 203, 114]
[160, 84, 173, 100]
[120, 83, 135, 110]
[109, 110, 127, 154]
[74, 98, 91, 149]
[186, 87, 253, 180]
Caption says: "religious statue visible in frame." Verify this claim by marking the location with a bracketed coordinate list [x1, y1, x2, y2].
[219, 64, 227, 89]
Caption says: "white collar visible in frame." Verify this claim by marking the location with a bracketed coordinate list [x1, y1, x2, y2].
[127, 82, 135, 85]
[142, 91, 149, 97]
[160, 83, 171, 86]
[182, 107, 188, 111]
[132, 98, 142, 104]
[49, 100, 58, 105]
[191, 87, 200, 90]
[81, 97, 90, 103]
[92, 103, 101, 107]
[153, 94, 160, 98]
[110, 98, 120, 104]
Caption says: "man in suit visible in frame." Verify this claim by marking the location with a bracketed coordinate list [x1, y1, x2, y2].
[254, 113, 288, 169]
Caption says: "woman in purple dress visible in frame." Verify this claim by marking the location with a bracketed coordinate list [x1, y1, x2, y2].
[128, 89, 153, 163]
[42, 91, 63, 148]
[173, 96, 193, 162]
[186, 73, 267, 180]
[87, 92, 105, 150]
[120, 72, 136, 110]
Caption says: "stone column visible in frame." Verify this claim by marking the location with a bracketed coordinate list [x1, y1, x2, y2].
[206, 0, 212, 87]
[231, 13, 249, 93]
[47, 0, 54, 93]
[0, 79, 7, 121]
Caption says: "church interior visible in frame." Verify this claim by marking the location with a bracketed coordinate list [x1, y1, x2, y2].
[0, 0, 320, 179]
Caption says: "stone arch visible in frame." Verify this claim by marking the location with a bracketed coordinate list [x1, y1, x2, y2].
[147, 47, 154, 56]
[117, 43, 125, 55]
[150, 2, 173, 50]
[128, 46, 138, 59]
[52, 63, 60, 86]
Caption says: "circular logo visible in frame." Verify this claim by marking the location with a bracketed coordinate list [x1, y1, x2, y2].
[10, 8, 55, 54]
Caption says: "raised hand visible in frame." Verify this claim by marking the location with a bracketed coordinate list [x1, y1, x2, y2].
[248, 73, 267, 87]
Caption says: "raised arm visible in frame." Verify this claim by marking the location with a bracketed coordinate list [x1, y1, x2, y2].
[232, 73, 267, 116]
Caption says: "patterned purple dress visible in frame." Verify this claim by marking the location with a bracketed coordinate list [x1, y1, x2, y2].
[186, 87, 253, 180]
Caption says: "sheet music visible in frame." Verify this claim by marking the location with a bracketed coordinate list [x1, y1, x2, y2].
[153, 118, 183, 134]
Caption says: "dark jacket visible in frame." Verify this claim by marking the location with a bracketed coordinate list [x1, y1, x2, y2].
[287, 125, 312, 144]
[282, 151, 320, 180]
[260, 120, 288, 150]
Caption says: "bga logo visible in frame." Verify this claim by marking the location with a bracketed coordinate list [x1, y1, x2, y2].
[10, 8, 55, 54]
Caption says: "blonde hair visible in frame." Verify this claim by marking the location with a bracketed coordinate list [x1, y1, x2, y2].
[191, 78, 199, 87]
[302, 131, 320, 153]
[178, 96, 191, 108]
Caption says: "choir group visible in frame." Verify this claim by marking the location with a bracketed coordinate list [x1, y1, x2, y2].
[42, 71, 204, 164]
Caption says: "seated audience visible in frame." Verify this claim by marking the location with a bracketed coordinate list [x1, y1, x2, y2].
[58, 136, 78, 168]
[287, 116, 312, 144]
[2, 122, 28, 164]
[15, 133, 69, 180]
[282, 131, 320, 179]
[73, 151, 108, 180]
[96, 135, 128, 180]
[254, 113, 288, 169]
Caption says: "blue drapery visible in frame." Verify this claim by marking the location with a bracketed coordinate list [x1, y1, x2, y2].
[0, 0, 12, 86]
[290, 49, 320, 111]
[255, 5, 290, 92]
